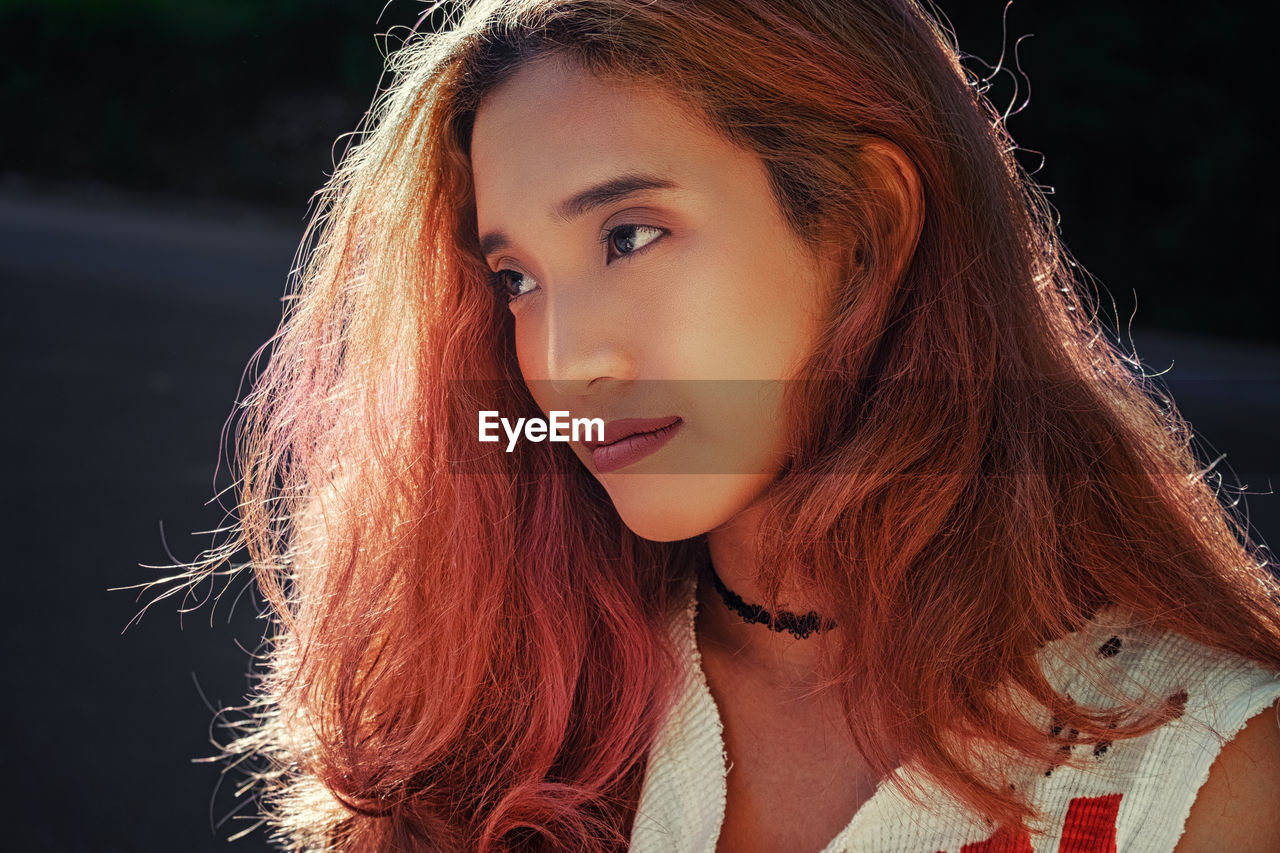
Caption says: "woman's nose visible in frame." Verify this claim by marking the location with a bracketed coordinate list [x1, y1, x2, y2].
[539, 288, 636, 399]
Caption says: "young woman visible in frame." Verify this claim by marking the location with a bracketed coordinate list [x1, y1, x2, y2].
[188, 0, 1280, 849]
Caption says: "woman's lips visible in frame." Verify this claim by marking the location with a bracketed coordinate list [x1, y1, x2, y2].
[588, 416, 682, 473]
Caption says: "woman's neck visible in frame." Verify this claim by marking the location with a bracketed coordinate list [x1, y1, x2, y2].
[699, 504, 842, 693]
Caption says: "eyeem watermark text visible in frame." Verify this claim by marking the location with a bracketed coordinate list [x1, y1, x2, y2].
[479, 411, 604, 452]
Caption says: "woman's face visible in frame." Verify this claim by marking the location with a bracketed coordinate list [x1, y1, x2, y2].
[471, 54, 839, 542]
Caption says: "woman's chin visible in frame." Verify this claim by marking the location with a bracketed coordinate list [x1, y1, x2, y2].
[611, 507, 706, 540]
[601, 473, 776, 542]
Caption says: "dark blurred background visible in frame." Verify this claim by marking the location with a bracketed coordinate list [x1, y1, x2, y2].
[1, 1, 1276, 849]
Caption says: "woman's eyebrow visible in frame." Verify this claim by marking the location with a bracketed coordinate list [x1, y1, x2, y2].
[479, 172, 677, 258]
[553, 172, 677, 221]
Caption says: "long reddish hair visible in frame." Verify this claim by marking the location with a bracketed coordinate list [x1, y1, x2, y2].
[166, 0, 1280, 848]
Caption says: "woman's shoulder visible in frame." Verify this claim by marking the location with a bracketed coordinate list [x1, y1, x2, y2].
[1026, 608, 1280, 852]
[1174, 695, 1280, 852]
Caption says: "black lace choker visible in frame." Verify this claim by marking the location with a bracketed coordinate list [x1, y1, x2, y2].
[707, 562, 837, 640]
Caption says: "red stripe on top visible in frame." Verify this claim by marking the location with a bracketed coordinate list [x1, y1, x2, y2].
[943, 792, 1121, 853]
[1058, 793, 1122, 853]
[960, 826, 1034, 853]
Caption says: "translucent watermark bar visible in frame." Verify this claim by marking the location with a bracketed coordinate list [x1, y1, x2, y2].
[441, 378, 1279, 478]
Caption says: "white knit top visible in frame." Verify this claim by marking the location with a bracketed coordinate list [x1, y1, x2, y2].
[629, 572, 1280, 853]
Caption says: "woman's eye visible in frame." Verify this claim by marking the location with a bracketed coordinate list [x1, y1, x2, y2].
[604, 224, 664, 262]
[490, 269, 537, 302]
[488, 225, 663, 303]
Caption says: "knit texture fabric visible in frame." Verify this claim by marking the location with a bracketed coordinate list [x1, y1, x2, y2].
[629, 572, 1280, 853]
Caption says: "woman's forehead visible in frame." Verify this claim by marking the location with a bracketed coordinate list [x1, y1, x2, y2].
[470, 55, 753, 239]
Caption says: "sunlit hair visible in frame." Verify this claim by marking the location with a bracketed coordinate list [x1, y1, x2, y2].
[167, 0, 1280, 848]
